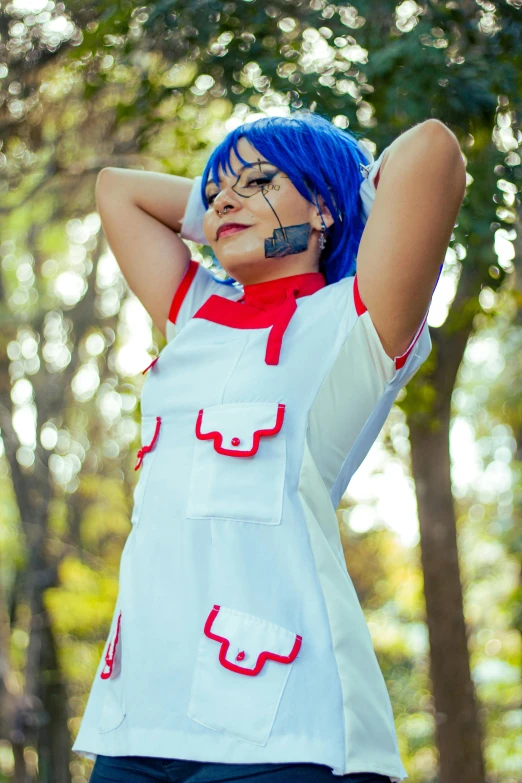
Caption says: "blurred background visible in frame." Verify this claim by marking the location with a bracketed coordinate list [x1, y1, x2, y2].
[0, 0, 521, 781]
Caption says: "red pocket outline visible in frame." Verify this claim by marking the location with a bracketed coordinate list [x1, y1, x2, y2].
[195, 403, 285, 458]
[134, 416, 162, 470]
[203, 604, 302, 677]
[101, 611, 122, 680]
[142, 356, 159, 374]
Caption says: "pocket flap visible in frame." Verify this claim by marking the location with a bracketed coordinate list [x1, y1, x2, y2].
[195, 403, 285, 457]
[203, 604, 301, 676]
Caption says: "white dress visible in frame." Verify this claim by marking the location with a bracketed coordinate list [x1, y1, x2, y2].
[72, 260, 432, 780]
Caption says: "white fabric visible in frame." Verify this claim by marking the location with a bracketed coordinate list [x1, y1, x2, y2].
[357, 141, 389, 224]
[72, 266, 432, 780]
[179, 175, 208, 245]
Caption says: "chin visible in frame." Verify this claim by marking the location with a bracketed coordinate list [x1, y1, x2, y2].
[213, 252, 265, 280]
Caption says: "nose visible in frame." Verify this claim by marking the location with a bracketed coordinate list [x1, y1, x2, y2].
[212, 185, 242, 215]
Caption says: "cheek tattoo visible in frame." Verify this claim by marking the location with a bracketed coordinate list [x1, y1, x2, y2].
[234, 158, 314, 259]
[261, 189, 312, 258]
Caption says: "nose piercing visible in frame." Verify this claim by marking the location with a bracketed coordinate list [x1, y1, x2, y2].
[217, 205, 231, 216]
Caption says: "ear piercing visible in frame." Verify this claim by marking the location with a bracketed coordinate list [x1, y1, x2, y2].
[318, 211, 327, 250]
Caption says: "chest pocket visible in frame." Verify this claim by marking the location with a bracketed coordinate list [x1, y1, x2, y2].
[185, 402, 286, 525]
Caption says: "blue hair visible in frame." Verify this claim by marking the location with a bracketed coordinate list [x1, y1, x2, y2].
[200, 111, 372, 287]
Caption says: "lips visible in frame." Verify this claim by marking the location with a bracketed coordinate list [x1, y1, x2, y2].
[216, 223, 250, 240]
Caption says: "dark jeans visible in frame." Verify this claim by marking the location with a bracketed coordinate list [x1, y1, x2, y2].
[89, 755, 393, 783]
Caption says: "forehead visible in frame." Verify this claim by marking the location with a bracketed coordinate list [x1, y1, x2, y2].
[207, 137, 274, 185]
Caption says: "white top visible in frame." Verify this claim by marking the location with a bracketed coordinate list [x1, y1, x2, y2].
[72, 261, 432, 780]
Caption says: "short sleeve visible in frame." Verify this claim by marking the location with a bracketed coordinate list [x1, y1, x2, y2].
[333, 274, 432, 390]
[165, 260, 243, 342]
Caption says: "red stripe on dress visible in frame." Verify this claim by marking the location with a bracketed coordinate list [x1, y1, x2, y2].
[167, 260, 199, 325]
[265, 290, 298, 365]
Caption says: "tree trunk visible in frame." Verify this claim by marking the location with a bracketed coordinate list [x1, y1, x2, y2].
[37, 599, 72, 783]
[407, 269, 486, 783]
[410, 411, 486, 783]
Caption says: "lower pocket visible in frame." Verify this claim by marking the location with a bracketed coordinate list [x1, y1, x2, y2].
[187, 604, 301, 746]
[98, 610, 126, 733]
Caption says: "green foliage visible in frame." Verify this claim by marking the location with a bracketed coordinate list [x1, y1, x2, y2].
[0, 0, 521, 780]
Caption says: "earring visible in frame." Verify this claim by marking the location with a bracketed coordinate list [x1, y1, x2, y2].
[318, 211, 328, 250]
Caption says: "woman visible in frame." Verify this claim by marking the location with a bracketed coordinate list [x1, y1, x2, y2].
[73, 112, 467, 783]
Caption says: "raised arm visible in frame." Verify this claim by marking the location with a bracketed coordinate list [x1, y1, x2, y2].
[355, 119, 467, 360]
[95, 167, 195, 338]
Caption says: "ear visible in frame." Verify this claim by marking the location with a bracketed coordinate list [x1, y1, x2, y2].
[309, 193, 335, 231]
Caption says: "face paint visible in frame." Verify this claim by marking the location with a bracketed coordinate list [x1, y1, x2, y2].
[206, 158, 314, 259]
[239, 159, 313, 259]
[261, 185, 312, 257]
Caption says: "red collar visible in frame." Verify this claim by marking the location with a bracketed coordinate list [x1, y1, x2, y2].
[193, 271, 326, 366]
[237, 271, 326, 310]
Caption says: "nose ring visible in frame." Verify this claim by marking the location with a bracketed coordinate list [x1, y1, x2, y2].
[217, 205, 231, 216]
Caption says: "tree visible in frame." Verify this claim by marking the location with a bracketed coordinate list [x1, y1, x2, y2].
[0, 1, 520, 780]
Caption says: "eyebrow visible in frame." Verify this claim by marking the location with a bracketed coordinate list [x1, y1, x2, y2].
[205, 160, 275, 188]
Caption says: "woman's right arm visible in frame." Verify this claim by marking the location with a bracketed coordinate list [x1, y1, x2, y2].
[95, 167, 197, 338]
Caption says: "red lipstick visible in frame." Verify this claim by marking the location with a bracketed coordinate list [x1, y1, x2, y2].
[216, 223, 250, 240]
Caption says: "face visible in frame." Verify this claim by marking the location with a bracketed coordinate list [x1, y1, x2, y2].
[202, 137, 333, 285]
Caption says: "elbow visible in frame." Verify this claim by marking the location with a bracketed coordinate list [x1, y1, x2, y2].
[95, 167, 109, 196]
[95, 167, 122, 204]
[96, 167, 114, 189]
[421, 118, 461, 151]
[421, 119, 467, 200]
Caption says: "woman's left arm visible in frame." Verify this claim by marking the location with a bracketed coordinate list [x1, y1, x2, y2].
[355, 119, 467, 360]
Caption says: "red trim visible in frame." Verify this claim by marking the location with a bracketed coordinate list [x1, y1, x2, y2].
[204, 605, 302, 677]
[353, 273, 427, 370]
[192, 289, 301, 366]
[195, 403, 285, 457]
[394, 310, 428, 369]
[168, 260, 199, 325]
[265, 291, 298, 365]
[194, 295, 284, 330]
[134, 416, 161, 470]
[142, 356, 159, 374]
[101, 611, 121, 679]
[192, 272, 326, 330]
[353, 273, 367, 316]
[240, 271, 325, 309]
[192, 272, 326, 366]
